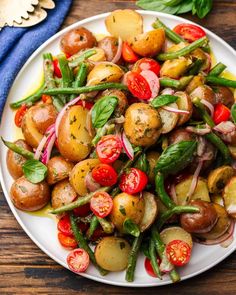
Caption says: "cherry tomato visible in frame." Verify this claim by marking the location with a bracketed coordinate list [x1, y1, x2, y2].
[14, 105, 27, 127]
[41, 94, 52, 104]
[53, 59, 62, 78]
[144, 257, 161, 277]
[57, 214, 73, 237]
[73, 203, 91, 217]
[213, 103, 231, 125]
[173, 23, 206, 43]
[122, 42, 139, 63]
[58, 232, 77, 249]
[76, 100, 94, 110]
[90, 191, 113, 218]
[166, 240, 191, 266]
[119, 168, 148, 195]
[67, 248, 90, 273]
[126, 72, 151, 100]
[92, 164, 118, 186]
[133, 58, 161, 76]
[96, 135, 122, 164]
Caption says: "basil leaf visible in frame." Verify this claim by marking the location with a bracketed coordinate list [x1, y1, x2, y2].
[192, 0, 213, 19]
[22, 159, 48, 183]
[134, 153, 150, 174]
[123, 219, 140, 237]
[231, 104, 236, 124]
[136, 0, 181, 14]
[163, 0, 183, 6]
[176, 0, 193, 14]
[91, 96, 118, 128]
[151, 95, 178, 108]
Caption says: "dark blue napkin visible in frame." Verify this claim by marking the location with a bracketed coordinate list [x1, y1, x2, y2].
[0, 0, 72, 119]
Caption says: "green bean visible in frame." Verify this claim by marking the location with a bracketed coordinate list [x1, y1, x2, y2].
[155, 173, 175, 209]
[188, 59, 204, 75]
[123, 219, 140, 237]
[58, 54, 74, 88]
[192, 97, 215, 128]
[231, 104, 236, 124]
[87, 215, 99, 239]
[125, 234, 143, 282]
[206, 76, 236, 88]
[68, 49, 97, 67]
[208, 62, 226, 77]
[43, 82, 128, 95]
[160, 78, 181, 89]
[157, 37, 208, 61]
[97, 217, 114, 234]
[149, 239, 162, 279]
[74, 63, 88, 87]
[92, 124, 115, 146]
[70, 213, 108, 276]
[43, 53, 56, 89]
[1, 137, 34, 159]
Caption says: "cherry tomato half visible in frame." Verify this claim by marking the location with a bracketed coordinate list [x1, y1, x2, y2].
[67, 248, 90, 273]
[41, 94, 52, 104]
[213, 103, 231, 125]
[96, 135, 122, 164]
[144, 257, 161, 277]
[53, 59, 62, 78]
[76, 100, 94, 110]
[119, 168, 148, 195]
[57, 214, 73, 237]
[14, 105, 27, 128]
[90, 191, 113, 218]
[92, 163, 118, 187]
[133, 58, 161, 76]
[73, 203, 91, 217]
[122, 42, 139, 63]
[58, 232, 77, 249]
[166, 240, 191, 266]
[126, 72, 151, 100]
[173, 23, 206, 43]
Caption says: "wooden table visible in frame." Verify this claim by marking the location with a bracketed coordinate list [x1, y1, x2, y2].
[1, 0, 236, 294]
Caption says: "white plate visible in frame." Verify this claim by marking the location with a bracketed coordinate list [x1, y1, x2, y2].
[1, 10, 236, 287]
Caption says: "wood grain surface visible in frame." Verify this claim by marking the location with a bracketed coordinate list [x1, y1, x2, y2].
[1, 0, 236, 294]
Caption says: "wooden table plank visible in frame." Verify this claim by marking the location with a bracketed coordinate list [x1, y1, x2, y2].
[1, 0, 236, 293]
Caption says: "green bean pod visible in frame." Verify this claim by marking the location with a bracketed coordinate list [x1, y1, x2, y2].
[208, 62, 226, 77]
[2, 137, 34, 159]
[206, 76, 236, 88]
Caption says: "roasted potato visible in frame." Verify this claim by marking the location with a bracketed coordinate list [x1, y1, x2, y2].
[185, 75, 205, 94]
[87, 47, 106, 62]
[69, 158, 100, 196]
[146, 151, 160, 183]
[57, 105, 93, 162]
[160, 226, 193, 248]
[223, 176, 236, 218]
[214, 86, 234, 108]
[124, 103, 162, 147]
[168, 128, 194, 145]
[10, 176, 50, 211]
[109, 192, 145, 232]
[175, 91, 193, 126]
[128, 29, 165, 57]
[95, 237, 131, 271]
[190, 85, 216, 106]
[60, 27, 97, 56]
[158, 103, 179, 134]
[105, 9, 143, 41]
[228, 144, 236, 159]
[51, 179, 77, 209]
[207, 165, 234, 194]
[98, 36, 119, 62]
[47, 156, 74, 185]
[191, 48, 210, 71]
[139, 192, 158, 232]
[160, 57, 192, 79]
[6, 139, 33, 179]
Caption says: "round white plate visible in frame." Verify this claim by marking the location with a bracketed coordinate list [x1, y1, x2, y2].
[1, 10, 236, 288]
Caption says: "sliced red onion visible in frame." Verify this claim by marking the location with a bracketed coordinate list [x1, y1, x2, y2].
[41, 132, 56, 165]
[111, 37, 123, 64]
[121, 131, 134, 160]
[160, 251, 174, 273]
[201, 98, 214, 118]
[196, 136, 207, 157]
[34, 124, 55, 160]
[121, 71, 131, 86]
[162, 106, 190, 114]
[161, 88, 175, 95]
[85, 172, 101, 192]
[202, 53, 212, 74]
[186, 160, 203, 198]
[213, 121, 236, 134]
[140, 70, 160, 99]
[186, 125, 211, 135]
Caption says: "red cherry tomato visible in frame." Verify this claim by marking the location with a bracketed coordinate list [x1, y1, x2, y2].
[122, 42, 139, 63]
[14, 105, 27, 127]
[173, 23, 206, 43]
[76, 100, 94, 110]
[144, 257, 161, 277]
[90, 191, 113, 218]
[73, 203, 91, 217]
[58, 232, 77, 249]
[67, 248, 90, 273]
[166, 240, 191, 266]
[92, 164, 118, 187]
[57, 214, 73, 237]
[41, 94, 52, 104]
[213, 103, 231, 125]
[96, 135, 122, 164]
[126, 72, 151, 100]
[119, 168, 148, 195]
[53, 59, 62, 78]
[133, 58, 161, 76]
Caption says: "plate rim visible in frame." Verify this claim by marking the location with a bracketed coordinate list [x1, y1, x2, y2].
[0, 10, 236, 288]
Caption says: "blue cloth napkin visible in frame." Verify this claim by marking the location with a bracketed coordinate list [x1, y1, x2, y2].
[0, 0, 72, 119]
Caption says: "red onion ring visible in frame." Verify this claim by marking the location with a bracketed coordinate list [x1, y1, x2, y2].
[213, 121, 236, 134]
[186, 160, 203, 199]
[140, 70, 160, 99]
[111, 37, 123, 64]
[85, 172, 101, 192]
[34, 124, 55, 160]
[41, 132, 56, 164]
[186, 125, 211, 135]
[201, 98, 214, 118]
[161, 88, 175, 95]
[121, 131, 134, 160]
[162, 106, 190, 114]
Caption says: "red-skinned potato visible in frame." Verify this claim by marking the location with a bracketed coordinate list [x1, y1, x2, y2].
[98, 36, 119, 62]
[51, 179, 77, 209]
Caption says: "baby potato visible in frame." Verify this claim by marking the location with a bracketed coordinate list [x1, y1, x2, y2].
[57, 105, 93, 162]
[47, 156, 74, 185]
[69, 158, 100, 196]
[175, 91, 193, 126]
[158, 103, 179, 134]
[160, 57, 192, 79]
[190, 85, 216, 106]
[168, 128, 194, 145]
[160, 226, 193, 248]
[110, 192, 145, 232]
[98, 36, 119, 62]
[10, 176, 50, 211]
[124, 103, 162, 147]
[186, 75, 205, 94]
[228, 144, 236, 160]
[207, 165, 234, 194]
[51, 179, 77, 209]
[146, 151, 160, 183]
[128, 29, 165, 57]
[95, 237, 131, 271]
[6, 139, 33, 179]
[214, 86, 235, 108]
[87, 47, 106, 62]
[139, 192, 158, 232]
[87, 62, 124, 85]
[223, 176, 236, 218]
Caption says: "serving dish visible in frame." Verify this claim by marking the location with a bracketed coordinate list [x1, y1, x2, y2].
[1, 10, 236, 287]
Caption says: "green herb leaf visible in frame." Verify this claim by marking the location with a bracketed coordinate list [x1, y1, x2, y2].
[134, 153, 150, 174]
[136, 0, 180, 14]
[176, 0, 193, 14]
[91, 96, 118, 128]
[151, 95, 178, 108]
[22, 159, 48, 183]
[231, 104, 236, 124]
[123, 219, 140, 237]
[163, 0, 183, 7]
[192, 0, 213, 19]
